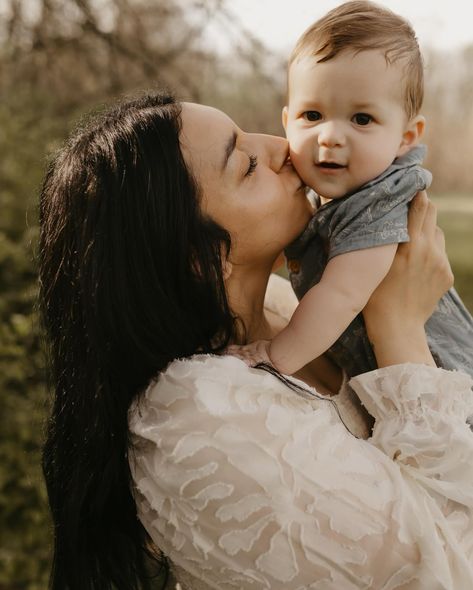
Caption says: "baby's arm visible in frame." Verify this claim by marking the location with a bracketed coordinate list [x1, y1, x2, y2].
[269, 243, 398, 374]
[227, 244, 398, 373]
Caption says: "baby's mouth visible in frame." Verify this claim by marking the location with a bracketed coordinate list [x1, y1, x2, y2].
[318, 161, 346, 169]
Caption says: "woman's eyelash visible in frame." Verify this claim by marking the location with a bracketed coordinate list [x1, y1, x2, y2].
[246, 154, 258, 177]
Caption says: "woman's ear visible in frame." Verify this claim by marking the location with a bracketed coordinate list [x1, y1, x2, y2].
[282, 106, 288, 132]
[396, 115, 426, 157]
[222, 258, 233, 281]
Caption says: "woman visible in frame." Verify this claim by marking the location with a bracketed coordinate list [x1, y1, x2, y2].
[39, 93, 473, 590]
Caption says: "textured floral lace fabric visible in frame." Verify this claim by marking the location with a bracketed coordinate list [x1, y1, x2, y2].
[128, 355, 473, 590]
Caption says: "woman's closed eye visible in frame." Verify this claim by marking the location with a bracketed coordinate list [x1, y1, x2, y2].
[245, 154, 258, 177]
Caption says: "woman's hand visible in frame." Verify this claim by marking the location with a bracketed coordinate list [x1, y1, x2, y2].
[363, 191, 454, 368]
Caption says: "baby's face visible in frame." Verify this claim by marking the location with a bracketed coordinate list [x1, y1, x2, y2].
[284, 49, 410, 199]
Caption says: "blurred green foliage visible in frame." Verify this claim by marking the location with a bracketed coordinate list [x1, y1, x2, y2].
[0, 1, 472, 588]
[434, 195, 473, 312]
[0, 90, 70, 588]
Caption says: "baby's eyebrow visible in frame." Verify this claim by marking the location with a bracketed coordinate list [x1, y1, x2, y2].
[221, 130, 237, 172]
[351, 102, 376, 110]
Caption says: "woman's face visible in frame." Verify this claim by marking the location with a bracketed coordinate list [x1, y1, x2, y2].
[179, 103, 312, 267]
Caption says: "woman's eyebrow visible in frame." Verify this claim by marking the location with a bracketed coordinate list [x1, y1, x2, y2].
[221, 130, 237, 171]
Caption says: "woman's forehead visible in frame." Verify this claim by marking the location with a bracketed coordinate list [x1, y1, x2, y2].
[181, 103, 234, 144]
[180, 103, 235, 173]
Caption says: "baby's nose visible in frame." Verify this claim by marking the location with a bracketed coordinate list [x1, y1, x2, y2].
[317, 122, 345, 148]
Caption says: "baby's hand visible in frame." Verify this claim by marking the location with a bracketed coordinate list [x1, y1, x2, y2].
[226, 340, 272, 367]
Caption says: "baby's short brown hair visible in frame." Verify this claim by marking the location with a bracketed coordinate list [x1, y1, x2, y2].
[289, 1, 424, 119]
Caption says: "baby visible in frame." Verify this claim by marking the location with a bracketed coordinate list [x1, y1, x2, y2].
[231, 0, 473, 379]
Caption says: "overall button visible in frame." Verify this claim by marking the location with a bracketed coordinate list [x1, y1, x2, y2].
[287, 259, 301, 274]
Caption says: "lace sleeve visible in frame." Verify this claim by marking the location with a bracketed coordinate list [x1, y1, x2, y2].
[129, 356, 473, 589]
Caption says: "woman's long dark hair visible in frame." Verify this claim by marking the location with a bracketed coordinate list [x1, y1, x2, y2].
[39, 93, 235, 589]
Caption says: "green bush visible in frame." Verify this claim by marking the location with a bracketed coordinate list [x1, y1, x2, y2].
[0, 96, 59, 588]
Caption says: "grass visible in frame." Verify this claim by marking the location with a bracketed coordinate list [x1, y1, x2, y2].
[433, 194, 473, 313]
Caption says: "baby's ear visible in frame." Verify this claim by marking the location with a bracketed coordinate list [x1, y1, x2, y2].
[282, 106, 288, 132]
[396, 115, 426, 157]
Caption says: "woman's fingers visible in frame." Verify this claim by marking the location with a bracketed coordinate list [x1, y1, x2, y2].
[434, 226, 454, 290]
[365, 190, 454, 334]
[413, 193, 453, 295]
[435, 225, 446, 251]
[422, 196, 438, 238]
[407, 190, 429, 238]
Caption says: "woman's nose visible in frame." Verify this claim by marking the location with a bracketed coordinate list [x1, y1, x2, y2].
[317, 122, 345, 148]
[257, 134, 289, 171]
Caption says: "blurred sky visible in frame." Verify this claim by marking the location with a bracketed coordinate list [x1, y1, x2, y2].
[221, 0, 473, 55]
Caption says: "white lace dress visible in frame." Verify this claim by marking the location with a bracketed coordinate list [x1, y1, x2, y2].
[128, 276, 473, 589]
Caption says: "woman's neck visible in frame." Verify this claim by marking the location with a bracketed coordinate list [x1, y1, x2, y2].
[225, 262, 343, 396]
[225, 264, 274, 343]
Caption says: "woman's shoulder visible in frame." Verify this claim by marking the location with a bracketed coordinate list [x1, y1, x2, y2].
[146, 352, 318, 402]
[128, 353, 321, 435]
[135, 354, 245, 404]
[153, 353, 268, 393]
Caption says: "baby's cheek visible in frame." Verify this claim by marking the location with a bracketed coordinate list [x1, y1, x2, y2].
[294, 158, 317, 186]
[289, 149, 310, 176]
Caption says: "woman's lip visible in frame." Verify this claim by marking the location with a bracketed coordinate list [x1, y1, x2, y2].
[293, 177, 305, 191]
[283, 161, 305, 189]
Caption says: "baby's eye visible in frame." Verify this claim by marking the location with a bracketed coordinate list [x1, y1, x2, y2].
[303, 111, 322, 122]
[352, 113, 373, 126]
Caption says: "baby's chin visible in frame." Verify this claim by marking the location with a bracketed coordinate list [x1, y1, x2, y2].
[302, 178, 356, 201]
[313, 188, 353, 200]
[311, 181, 364, 200]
